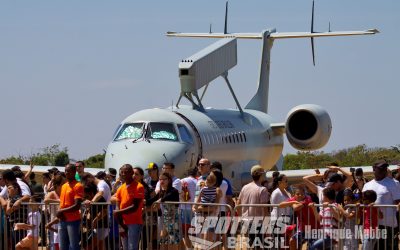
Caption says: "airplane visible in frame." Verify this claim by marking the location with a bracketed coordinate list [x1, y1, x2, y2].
[103, 2, 378, 191]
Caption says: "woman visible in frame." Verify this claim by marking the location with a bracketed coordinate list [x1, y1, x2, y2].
[270, 174, 292, 243]
[148, 172, 180, 250]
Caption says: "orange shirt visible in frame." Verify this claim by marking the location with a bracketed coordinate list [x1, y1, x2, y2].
[115, 181, 145, 225]
[59, 180, 84, 222]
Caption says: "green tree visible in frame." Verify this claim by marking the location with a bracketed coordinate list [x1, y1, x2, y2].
[84, 154, 105, 168]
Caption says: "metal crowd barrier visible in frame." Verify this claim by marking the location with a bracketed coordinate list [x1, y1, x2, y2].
[1, 201, 400, 250]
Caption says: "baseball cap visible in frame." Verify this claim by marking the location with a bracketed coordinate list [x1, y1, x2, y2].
[251, 165, 265, 175]
[147, 162, 158, 171]
[327, 173, 343, 183]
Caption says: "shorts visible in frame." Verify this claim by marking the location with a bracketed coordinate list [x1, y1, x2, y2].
[17, 236, 38, 249]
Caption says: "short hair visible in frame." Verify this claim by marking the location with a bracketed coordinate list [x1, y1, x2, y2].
[108, 168, 117, 176]
[211, 161, 222, 171]
[76, 161, 85, 167]
[7, 182, 22, 196]
[272, 171, 280, 179]
[363, 190, 378, 202]
[13, 170, 24, 179]
[187, 167, 198, 177]
[121, 164, 133, 171]
[323, 187, 336, 201]
[330, 162, 339, 167]
[133, 167, 144, 176]
[81, 173, 94, 185]
[163, 162, 175, 169]
[42, 173, 51, 179]
[65, 163, 76, 172]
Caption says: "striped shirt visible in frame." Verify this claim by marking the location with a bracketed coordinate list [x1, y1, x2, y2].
[319, 203, 338, 237]
[200, 186, 217, 204]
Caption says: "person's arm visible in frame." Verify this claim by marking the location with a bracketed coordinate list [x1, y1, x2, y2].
[303, 174, 323, 195]
[113, 198, 141, 216]
[56, 198, 82, 220]
[6, 200, 13, 215]
[309, 203, 320, 222]
[45, 218, 60, 233]
[328, 166, 352, 188]
[12, 195, 31, 210]
[23, 162, 34, 182]
[279, 200, 300, 208]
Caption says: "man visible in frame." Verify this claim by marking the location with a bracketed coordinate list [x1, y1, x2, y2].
[57, 164, 84, 250]
[81, 172, 112, 203]
[363, 161, 400, 250]
[303, 164, 352, 204]
[106, 168, 117, 187]
[75, 161, 85, 182]
[144, 162, 159, 194]
[111, 164, 144, 250]
[237, 165, 269, 246]
[195, 158, 212, 198]
[155, 162, 182, 193]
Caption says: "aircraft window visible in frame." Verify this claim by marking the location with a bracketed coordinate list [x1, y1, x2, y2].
[239, 133, 243, 142]
[232, 133, 236, 143]
[177, 124, 193, 144]
[229, 136, 232, 144]
[114, 123, 144, 141]
[243, 133, 247, 142]
[235, 133, 239, 143]
[147, 122, 178, 141]
[112, 124, 122, 138]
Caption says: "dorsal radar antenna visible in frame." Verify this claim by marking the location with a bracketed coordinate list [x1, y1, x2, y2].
[167, 2, 379, 114]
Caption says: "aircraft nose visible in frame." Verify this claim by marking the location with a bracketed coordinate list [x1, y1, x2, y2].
[105, 140, 190, 171]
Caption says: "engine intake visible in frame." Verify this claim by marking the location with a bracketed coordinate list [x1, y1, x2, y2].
[286, 104, 332, 150]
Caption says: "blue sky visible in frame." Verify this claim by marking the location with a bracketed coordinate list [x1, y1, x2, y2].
[0, 0, 399, 160]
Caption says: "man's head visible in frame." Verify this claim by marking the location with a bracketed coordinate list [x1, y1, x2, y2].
[293, 186, 306, 202]
[251, 165, 266, 183]
[372, 161, 388, 181]
[186, 167, 198, 178]
[198, 158, 211, 176]
[75, 161, 85, 175]
[120, 164, 134, 183]
[146, 162, 159, 179]
[326, 173, 344, 191]
[162, 162, 175, 176]
[65, 164, 77, 181]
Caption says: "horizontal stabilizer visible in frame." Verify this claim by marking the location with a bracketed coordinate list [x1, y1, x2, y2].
[167, 29, 379, 40]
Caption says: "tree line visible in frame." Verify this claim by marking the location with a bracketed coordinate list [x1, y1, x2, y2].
[0, 144, 399, 170]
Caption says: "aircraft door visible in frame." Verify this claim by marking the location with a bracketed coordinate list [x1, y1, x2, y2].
[177, 124, 198, 168]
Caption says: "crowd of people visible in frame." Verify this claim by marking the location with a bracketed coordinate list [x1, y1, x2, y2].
[1, 159, 400, 250]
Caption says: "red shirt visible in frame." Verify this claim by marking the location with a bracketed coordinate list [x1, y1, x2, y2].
[363, 206, 379, 231]
[288, 196, 318, 231]
[115, 181, 145, 225]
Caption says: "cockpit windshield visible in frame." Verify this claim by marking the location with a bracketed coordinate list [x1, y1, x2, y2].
[114, 123, 144, 141]
[146, 122, 178, 141]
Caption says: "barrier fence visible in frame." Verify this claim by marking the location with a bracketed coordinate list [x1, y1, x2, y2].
[1, 202, 400, 250]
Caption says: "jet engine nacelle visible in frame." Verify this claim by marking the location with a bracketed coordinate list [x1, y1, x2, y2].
[285, 104, 332, 150]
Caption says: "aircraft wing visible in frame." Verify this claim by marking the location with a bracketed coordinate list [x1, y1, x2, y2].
[166, 29, 379, 40]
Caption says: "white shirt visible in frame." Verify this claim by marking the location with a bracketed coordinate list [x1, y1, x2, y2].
[180, 176, 197, 209]
[27, 211, 41, 237]
[270, 188, 292, 220]
[218, 180, 228, 212]
[97, 180, 111, 202]
[155, 176, 182, 194]
[363, 177, 400, 227]
[0, 178, 31, 199]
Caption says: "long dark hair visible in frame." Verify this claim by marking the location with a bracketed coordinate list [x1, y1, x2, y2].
[159, 172, 173, 198]
[272, 174, 286, 191]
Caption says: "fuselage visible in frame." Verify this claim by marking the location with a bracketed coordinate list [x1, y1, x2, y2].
[105, 106, 283, 190]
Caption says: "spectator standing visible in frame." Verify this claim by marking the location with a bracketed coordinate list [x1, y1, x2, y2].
[145, 162, 159, 195]
[57, 164, 84, 250]
[180, 167, 198, 249]
[155, 162, 182, 194]
[74, 161, 85, 182]
[196, 158, 212, 199]
[237, 165, 269, 247]
[111, 164, 144, 250]
[362, 161, 400, 250]
[148, 172, 180, 250]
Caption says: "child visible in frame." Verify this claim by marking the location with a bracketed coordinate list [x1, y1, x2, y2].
[338, 189, 358, 250]
[14, 195, 42, 250]
[193, 173, 222, 214]
[309, 187, 340, 250]
[361, 190, 383, 250]
[279, 186, 318, 250]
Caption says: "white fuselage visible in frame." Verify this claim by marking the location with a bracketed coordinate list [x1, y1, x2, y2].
[105, 106, 283, 190]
